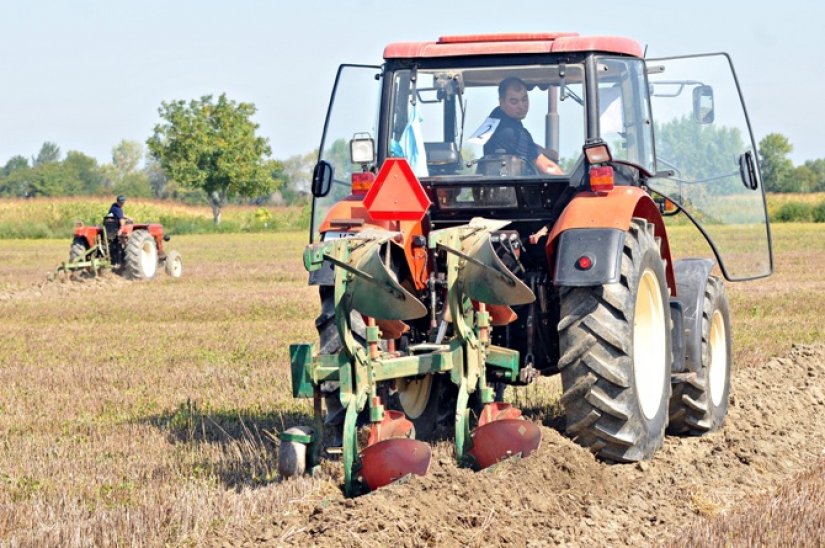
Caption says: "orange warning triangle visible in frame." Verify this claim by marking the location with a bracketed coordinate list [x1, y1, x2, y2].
[364, 159, 431, 221]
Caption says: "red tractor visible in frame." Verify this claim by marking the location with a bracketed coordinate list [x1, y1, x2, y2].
[58, 216, 182, 280]
[283, 32, 772, 495]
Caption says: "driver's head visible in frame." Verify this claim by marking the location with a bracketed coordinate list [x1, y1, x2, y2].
[498, 77, 529, 120]
[116, 195, 126, 205]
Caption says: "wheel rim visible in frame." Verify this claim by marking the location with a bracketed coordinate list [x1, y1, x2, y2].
[397, 376, 433, 419]
[140, 240, 157, 277]
[708, 310, 728, 407]
[634, 268, 667, 420]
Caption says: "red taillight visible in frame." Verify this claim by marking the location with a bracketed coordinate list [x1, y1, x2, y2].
[351, 171, 375, 195]
[589, 165, 614, 192]
[577, 255, 593, 270]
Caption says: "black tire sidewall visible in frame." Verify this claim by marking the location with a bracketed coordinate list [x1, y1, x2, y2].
[702, 278, 732, 431]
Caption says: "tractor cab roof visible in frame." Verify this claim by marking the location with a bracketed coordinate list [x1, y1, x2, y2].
[384, 32, 643, 60]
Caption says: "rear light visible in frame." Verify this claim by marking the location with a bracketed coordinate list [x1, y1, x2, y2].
[351, 171, 375, 195]
[576, 255, 593, 270]
[589, 166, 614, 192]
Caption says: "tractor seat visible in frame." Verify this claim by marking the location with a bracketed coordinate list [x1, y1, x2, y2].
[424, 142, 461, 175]
[102, 215, 120, 240]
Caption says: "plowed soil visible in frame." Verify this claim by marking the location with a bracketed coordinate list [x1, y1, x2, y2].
[230, 343, 825, 546]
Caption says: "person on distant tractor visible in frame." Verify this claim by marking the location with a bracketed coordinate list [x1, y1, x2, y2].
[482, 77, 564, 175]
[107, 195, 128, 235]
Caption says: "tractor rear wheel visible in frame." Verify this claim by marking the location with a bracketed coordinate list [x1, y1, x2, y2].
[69, 238, 87, 262]
[558, 218, 672, 462]
[668, 276, 731, 434]
[124, 229, 158, 280]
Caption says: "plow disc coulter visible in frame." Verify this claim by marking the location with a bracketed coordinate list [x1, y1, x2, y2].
[284, 220, 541, 495]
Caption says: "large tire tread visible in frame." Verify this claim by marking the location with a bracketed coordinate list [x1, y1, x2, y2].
[668, 276, 731, 435]
[559, 218, 672, 462]
[124, 230, 158, 280]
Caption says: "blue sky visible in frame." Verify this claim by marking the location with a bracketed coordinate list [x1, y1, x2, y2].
[1, 1, 822, 166]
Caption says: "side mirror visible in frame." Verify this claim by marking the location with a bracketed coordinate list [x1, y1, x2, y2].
[692, 85, 715, 124]
[739, 151, 758, 191]
[311, 161, 334, 198]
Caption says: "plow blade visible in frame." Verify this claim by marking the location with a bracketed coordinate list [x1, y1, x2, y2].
[344, 239, 427, 321]
[366, 410, 414, 446]
[436, 219, 534, 307]
[359, 438, 432, 491]
[468, 403, 542, 470]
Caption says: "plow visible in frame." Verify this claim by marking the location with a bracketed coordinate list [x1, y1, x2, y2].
[285, 220, 541, 495]
[278, 32, 772, 495]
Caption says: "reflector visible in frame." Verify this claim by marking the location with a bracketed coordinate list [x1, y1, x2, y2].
[589, 166, 614, 192]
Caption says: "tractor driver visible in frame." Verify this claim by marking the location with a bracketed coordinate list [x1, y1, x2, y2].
[107, 195, 128, 235]
[483, 77, 564, 175]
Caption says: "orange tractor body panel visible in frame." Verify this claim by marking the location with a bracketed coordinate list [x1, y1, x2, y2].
[546, 187, 676, 295]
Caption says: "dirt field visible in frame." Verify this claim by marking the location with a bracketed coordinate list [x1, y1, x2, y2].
[1, 224, 824, 546]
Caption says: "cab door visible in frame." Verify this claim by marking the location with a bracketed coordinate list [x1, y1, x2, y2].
[646, 54, 772, 280]
[311, 64, 382, 242]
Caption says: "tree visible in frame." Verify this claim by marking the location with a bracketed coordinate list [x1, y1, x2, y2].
[3, 155, 29, 176]
[147, 94, 280, 224]
[759, 133, 796, 192]
[33, 142, 61, 166]
[280, 150, 316, 205]
[63, 151, 105, 194]
[112, 140, 144, 178]
[802, 158, 825, 192]
[144, 155, 168, 198]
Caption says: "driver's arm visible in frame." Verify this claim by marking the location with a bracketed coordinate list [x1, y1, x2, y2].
[535, 153, 563, 175]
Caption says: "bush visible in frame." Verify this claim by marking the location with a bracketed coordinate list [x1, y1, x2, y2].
[813, 200, 825, 223]
[773, 201, 814, 223]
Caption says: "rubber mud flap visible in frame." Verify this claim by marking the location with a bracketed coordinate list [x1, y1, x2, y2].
[468, 419, 542, 470]
[359, 438, 432, 491]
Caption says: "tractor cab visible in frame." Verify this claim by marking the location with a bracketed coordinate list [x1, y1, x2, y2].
[310, 33, 771, 281]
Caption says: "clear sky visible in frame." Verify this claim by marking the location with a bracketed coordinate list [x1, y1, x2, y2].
[1, 0, 822, 167]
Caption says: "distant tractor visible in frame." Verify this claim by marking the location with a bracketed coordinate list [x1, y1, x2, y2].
[57, 216, 182, 280]
[282, 32, 773, 496]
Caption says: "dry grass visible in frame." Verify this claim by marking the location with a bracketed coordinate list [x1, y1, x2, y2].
[0, 223, 824, 545]
[670, 458, 825, 546]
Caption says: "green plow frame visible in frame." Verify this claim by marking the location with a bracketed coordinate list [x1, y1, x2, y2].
[289, 219, 534, 496]
[54, 231, 112, 279]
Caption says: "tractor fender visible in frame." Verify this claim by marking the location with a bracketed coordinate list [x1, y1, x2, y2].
[74, 225, 100, 249]
[673, 258, 716, 374]
[546, 187, 675, 293]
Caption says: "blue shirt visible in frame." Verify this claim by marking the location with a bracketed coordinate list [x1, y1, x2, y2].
[108, 203, 124, 220]
[483, 107, 541, 162]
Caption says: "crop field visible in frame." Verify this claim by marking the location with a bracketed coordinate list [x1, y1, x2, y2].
[1, 223, 825, 545]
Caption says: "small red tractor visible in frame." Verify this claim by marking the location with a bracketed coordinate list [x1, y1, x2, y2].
[56, 216, 182, 280]
[281, 32, 772, 496]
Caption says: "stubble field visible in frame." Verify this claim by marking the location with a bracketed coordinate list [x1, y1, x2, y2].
[1, 224, 824, 546]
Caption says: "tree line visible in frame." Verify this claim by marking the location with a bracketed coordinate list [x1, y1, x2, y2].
[758, 133, 825, 193]
[0, 94, 317, 223]
[0, 91, 819, 224]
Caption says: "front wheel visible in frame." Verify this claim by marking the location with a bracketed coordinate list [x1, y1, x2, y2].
[558, 218, 672, 462]
[389, 374, 456, 441]
[668, 276, 731, 434]
[164, 250, 183, 278]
